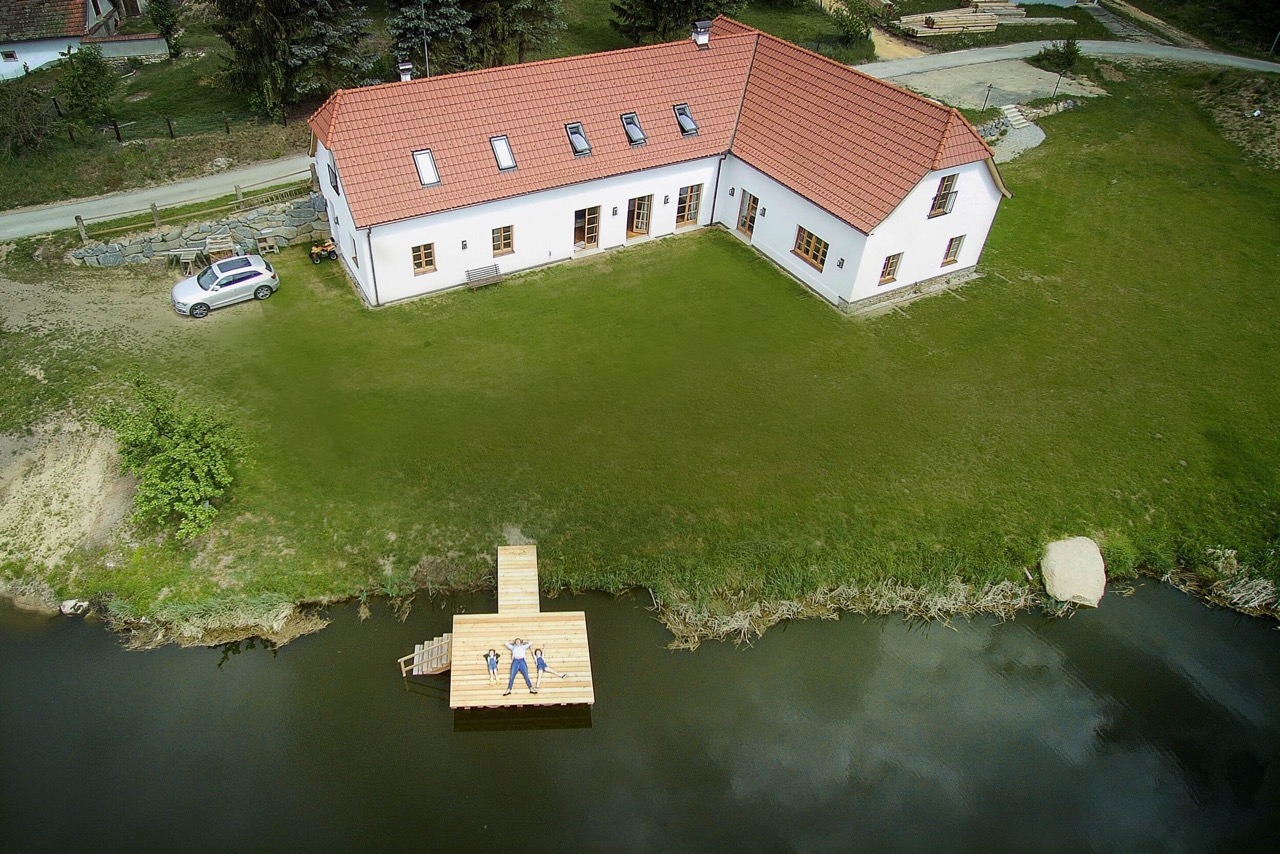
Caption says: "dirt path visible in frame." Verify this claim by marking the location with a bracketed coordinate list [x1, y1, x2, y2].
[872, 27, 927, 60]
[1102, 0, 1210, 50]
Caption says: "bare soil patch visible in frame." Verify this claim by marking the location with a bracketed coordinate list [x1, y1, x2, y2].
[1198, 74, 1280, 170]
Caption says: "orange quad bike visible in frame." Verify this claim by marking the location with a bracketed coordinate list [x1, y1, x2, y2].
[310, 239, 338, 264]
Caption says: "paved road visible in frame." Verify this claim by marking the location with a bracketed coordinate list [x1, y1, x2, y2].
[0, 154, 312, 241]
[857, 40, 1280, 78]
[2, 42, 1277, 243]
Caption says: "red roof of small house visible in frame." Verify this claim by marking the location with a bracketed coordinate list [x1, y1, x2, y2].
[310, 17, 994, 234]
[0, 0, 86, 42]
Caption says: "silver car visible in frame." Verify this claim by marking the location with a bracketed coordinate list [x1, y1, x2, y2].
[172, 255, 279, 318]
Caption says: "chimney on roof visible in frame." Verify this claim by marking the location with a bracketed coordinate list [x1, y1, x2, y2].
[692, 20, 712, 49]
[397, 61, 414, 82]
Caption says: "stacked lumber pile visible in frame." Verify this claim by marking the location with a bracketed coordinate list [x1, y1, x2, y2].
[970, 0, 1027, 18]
[897, 2, 1025, 36]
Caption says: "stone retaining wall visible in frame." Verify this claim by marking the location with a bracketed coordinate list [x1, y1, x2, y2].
[72, 193, 330, 267]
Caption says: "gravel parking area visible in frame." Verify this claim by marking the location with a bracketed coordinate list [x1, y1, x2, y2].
[887, 59, 1107, 110]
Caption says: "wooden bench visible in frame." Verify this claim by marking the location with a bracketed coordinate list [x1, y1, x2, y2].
[465, 264, 503, 290]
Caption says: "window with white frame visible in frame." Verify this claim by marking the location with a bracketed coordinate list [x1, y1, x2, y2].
[413, 149, 441, 186]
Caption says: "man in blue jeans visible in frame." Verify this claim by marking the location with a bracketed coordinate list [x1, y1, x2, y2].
[503, 637, 537, 696]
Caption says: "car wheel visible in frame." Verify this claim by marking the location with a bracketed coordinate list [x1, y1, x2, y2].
[312, 255, 321, 264]
[254, 285, 273, 301]
[328, 250, 338, 260]
[190, 303, 210, 319]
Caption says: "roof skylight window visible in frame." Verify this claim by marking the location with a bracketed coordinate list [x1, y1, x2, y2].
[491, 135, 516, 171]
[565, 122, 591, 157]
[413, 148, 441, 186]
[674, 104, 699, 136]
[621, 113, 647, 146]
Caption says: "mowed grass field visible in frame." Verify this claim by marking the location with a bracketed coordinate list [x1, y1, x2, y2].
[31, 67, 1280, 615]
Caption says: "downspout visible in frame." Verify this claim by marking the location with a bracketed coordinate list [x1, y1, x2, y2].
[366, 227, 380, 307]
[708, 153, 728, 225]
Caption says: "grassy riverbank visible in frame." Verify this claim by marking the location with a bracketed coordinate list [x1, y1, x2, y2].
[2, 64, 1278, 640]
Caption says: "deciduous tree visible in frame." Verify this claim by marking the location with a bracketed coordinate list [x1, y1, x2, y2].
[54, 45, 119, 125]
[0, 78, 53, 155]
[148, 0, 182, 58]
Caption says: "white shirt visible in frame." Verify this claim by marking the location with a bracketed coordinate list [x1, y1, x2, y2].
[506, 641, 532, 660]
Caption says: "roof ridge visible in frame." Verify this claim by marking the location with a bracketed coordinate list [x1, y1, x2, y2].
[932, 108, 959, 170]
[323, 32, 761, 106]
[727, 33, 761, 154]
[751, 30, 956, 121]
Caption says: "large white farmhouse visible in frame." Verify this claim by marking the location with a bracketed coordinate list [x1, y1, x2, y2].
[308, 17, 1010, 311]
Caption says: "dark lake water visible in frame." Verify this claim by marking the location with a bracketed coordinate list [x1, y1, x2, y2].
[2, 582, 1278, 852]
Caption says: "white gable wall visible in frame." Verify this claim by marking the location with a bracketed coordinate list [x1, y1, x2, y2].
[0, 38, 80, 78]
[315, 139, 372, 300]
[853, 159, 1002, 302]
[365, 158, 721, 305]
[711, 156, 868, 306]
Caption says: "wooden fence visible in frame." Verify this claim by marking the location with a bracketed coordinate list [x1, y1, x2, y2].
[75, 167, 317, 244]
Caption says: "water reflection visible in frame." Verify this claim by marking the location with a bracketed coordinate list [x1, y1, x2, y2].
[1, 583, 1277, 852]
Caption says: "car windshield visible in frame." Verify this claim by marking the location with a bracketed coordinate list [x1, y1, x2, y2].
[196, 266, 218, 291]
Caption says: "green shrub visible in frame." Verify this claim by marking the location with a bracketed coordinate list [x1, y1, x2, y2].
[97, 374, 239, 540]
[55, 45, 119, 124]
[1029, 38, 1081, 74]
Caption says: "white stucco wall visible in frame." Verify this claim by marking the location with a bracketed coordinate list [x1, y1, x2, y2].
[0, 38, 79, 78]
[712, 156, 869, 306]
[363, 158, 721, 305]
[314, 139, 371, 300]
[852, 159, 1002, 303]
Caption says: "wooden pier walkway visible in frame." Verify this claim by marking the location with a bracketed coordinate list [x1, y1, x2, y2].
[399, 545, 595, 710]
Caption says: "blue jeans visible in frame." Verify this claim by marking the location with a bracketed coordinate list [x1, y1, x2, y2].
[508, 658, 531, 690]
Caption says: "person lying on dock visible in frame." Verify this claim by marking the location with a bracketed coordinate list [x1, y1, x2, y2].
[534, 648, 568, 689]
[484, 649, 501, 684]
[503, 637, 537, 696]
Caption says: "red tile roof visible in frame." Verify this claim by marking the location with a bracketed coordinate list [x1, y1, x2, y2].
[0, 0, 86, 42]
[311, 18, 993, 233]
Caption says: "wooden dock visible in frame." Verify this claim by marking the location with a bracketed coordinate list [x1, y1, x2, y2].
[400, 545, 595, 710]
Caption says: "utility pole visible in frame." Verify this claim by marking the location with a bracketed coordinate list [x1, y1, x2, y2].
[1270, 29, 1279, 55]
[982, 83, 993, 111]
[419, 0, 431, 77]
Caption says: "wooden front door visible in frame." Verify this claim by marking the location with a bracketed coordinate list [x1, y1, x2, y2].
[737, 191, 758, 237]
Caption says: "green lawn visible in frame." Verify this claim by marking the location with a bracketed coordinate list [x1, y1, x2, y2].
[1122, 0, 1280, 57]
[6, 67, 1280, 623]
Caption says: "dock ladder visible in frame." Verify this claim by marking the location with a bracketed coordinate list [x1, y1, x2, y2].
[398, 632, 453, 677]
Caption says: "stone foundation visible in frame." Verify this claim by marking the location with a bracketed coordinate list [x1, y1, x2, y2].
[842, 268, 983, 317]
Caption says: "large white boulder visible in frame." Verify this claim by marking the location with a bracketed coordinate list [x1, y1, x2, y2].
[1042, 537, 1107, 607]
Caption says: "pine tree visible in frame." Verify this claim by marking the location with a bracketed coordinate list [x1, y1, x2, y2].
[509, 0, 565, 63]
[289, 0, 378, 97]
[609, 0, 739, 44]
[213, 0, 374, 115]
[386, 0, 471, 76]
